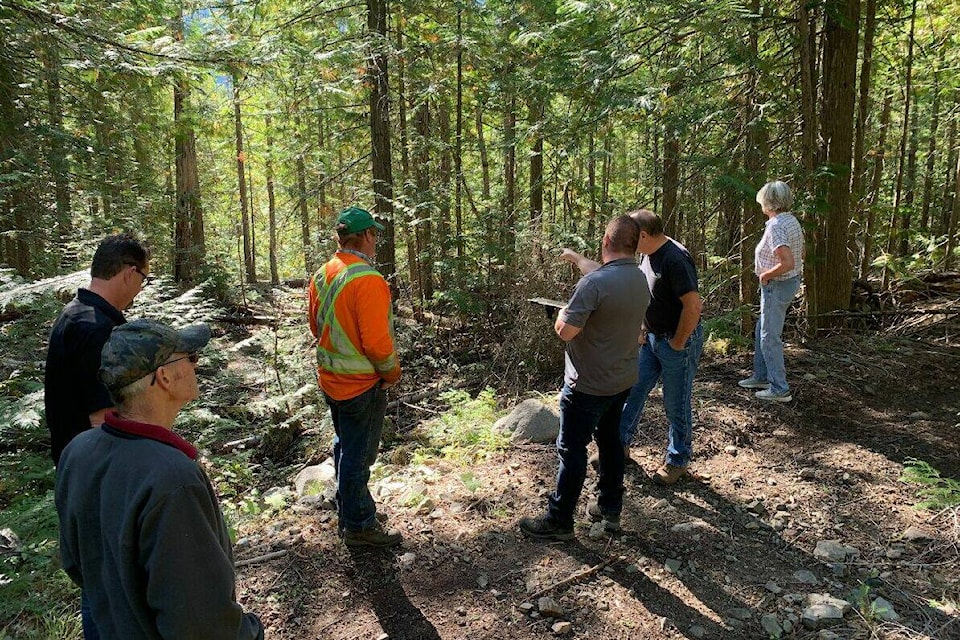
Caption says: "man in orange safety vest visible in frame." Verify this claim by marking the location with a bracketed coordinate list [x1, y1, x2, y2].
[308, 206, 403, 547]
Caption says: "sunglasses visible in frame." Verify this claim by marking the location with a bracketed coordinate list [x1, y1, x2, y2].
[150, 353, 200, 385]
[125, 263, 154, 287]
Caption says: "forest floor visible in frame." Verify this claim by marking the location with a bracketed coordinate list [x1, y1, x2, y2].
[0, 275, 958, 640]
[229, 289, 960, 640]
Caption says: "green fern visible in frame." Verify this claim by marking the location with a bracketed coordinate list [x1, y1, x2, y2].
[901, 458, 960, 510]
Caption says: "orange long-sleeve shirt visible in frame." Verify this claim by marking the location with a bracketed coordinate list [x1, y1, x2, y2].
[307, 251, 401, 401]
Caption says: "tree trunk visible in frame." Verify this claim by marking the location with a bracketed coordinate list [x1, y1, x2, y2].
[587, 132, 597, 240]
[900, 102, 919, 255]
[266, 115, 279, 284]
[438, 99, 452, 268]
[233, 75, 255, 283]
[798, 0, 819, 193]
[43, 40, 70, 241]
[455, 6, 464, 262]
[0, 52, 30, 276]
[502, 95, 517, 262]
[395, 12, 421, 312]
[919, 58, 942, 234]
[851, 0, 876, 204]
[662, 128, 680, 238]
[810, 0, 861, 332]
[367, 0, 396, 283]
[946, 150, 960, 270]
[414, 102, 433, 302]
[295, 114, 311, 275]
[941, 93, 958, 237]
[882, 0, 916, 288]
[528, 97, 545, 257]
[860, 90, 892, 278]
[173, 57, 204, 284]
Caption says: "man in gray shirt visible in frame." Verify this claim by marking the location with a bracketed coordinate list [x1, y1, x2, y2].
[520, 215, 651, 540]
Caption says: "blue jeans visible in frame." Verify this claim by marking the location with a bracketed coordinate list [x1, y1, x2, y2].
[81, 591, 100, 639]
[753, 277, 800, 395]
[619, 324, 704, 467]
[324, 384, 386, 532]
[547, 385, 630, 527]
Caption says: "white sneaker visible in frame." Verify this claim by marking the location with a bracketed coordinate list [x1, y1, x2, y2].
[738, 377, 771, 389]
[755, 388, 791, 402]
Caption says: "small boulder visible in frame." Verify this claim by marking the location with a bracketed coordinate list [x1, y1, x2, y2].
[551, 621, 572, 635]
[793, 569, 819, 585]
[760, 613, 783, 638]
[814, 540, 859, 563]
[901, 526, 933, 543]
[293, 460, 336, 496]
[538, 596, 564, 618]
[494, 399, 560, 443]
[801, 604, 844, 630]
[871, 597, 900, 622]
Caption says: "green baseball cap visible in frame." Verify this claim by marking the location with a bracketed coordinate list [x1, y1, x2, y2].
[99, 319, 211, 393]
[335, 206, 385, 234]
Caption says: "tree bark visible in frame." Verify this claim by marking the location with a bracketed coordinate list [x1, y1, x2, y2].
[662, 128, 681, 238]
[295, 114, 311, 275]
[528, 97, 545, 256]
[587, 132, 597, 240]
[414, 101, 433, 302]
[883, 0, 917, 288]
[173, 39, 204, 285]
[502, 95, 517, 262]
[395, 12, 421, 312]
[438, 99, 452, 267]
[455, 6, 464, 261]
[797, 0, 819, 192]
[367, 0, 396, 284]
[266, 115, 279, 284]
[810, 0, 861, 332]
[233, 75, 255, 283]
[941, 92, 958, 237]
[42, 40, 71, 242]
[860, 90, 892, 278]
[919, 58, 942, 234]
[946, 150, 960, 270]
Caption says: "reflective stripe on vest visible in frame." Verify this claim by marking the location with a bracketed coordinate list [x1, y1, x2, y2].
[314, 261, 384, 375]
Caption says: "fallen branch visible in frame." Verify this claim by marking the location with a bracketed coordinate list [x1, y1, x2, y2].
[216, 435, 262, 453]
[212, 315, 278, 326]
[527, 556, 618, 600]
[386, 381, 473, 410]
[235, 549, 288, 567]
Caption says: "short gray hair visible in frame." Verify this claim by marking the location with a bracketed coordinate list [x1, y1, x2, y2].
[109, 374, 153, 409]
[756, 181, 793, 213]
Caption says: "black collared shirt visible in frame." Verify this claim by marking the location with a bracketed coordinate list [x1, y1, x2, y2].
[44, 288, 125, 465]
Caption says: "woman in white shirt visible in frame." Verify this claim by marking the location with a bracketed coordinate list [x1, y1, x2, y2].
[738, 181, 805, 402]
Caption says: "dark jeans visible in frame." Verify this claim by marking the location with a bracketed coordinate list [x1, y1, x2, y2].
[324, 384, 387, 532]
[619, 324, 704, 467]
[547, 384, 630, 527]
[81, 590, 100, 639]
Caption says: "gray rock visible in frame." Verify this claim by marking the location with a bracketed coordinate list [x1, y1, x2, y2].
[908, 411, 931, 420]
[799, 467, 818, 480]
[664, 558, 683, 573]
[519, 602, 535, 613]
[725, 445, 738, 455]
[477, 573, 489, 588]
[728, 607, 752, 621]
[901, 526, 933, 543]
[264, 486, 294, 504]
[399, 552, 417, 568]
[293, 459, 336, 496]
[551, 621, 572, 635]
[886, 545, 905, 559]
[538, 596, 564, 618]
[493, 399, 560, 443]
[689, 625, 706, 639]
[801, 604, 844, 629]
[803, 373, 817, 381]
[782, 618, 794, 633]
[818, 632, 841, 640]
[761, 613, 783, 638]
[588, 522, 606, 539]
[793, 569, 819, 585]
[806, 593, 852, 614]
[871, 597, 900, 621]
[765, 581, 782, 594]
[671, 520, 713, 534]
[744, 521, 760, 530]
[814, 539, 859, 562]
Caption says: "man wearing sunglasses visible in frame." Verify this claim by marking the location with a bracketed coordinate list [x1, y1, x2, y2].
[44, 232, 150, 639]
[45, 232, 152, 467]
[55, 319, 265, 640]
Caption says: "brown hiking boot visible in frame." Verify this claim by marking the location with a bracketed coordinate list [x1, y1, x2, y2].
[343, 522, 403, 547]
[652, 464, 688, 486]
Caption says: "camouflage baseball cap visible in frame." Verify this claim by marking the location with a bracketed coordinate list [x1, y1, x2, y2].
[99, 319, 211, 393]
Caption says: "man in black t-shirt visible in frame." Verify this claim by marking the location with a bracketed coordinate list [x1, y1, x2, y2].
[44, 233, 150, 639]
[621, 210, 703, 485]
[45, 233, 151, 467]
